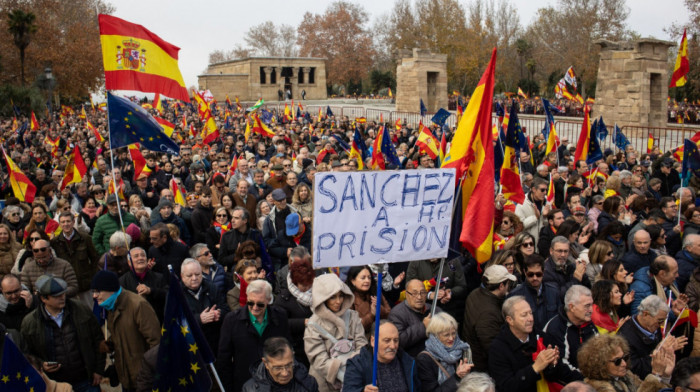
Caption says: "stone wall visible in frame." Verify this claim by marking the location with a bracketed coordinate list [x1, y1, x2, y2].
[198, 57, 327, 102]
[396, 49, 448, 114]
[594, 39, 674, 134]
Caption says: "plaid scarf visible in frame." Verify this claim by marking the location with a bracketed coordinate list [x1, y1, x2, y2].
[287, 273, 312, 307]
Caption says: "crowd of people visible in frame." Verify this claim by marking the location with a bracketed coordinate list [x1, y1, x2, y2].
[2, 97, 700, 392]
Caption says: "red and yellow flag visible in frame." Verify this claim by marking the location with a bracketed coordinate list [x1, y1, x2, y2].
[547, 175, 555, 205]
[371, 125, 386, 170]
[416, 122, 439, 159]
[517, 87, 528, 99]
[78, 106, 87, 119]
[128, 144, 151, 181]
[670, 29, 690, 88]
[60, 145, 87, 190]
[574, 105, 591, 163]
[154, 93, 164, 115]
[170, 178, 186, 207]
[441, 48, 497, 263]
[108, 178, 126, 201]
[252, 112, 275, 138]
[98, 14, 189, 101]
[154, 116, 175, 138]
[86, 121, 104, 142]
[192, 89, 219, 143]
[2, 147, 36, 203]
[30, 112, 39, 131]
[647, 132, 654, 153]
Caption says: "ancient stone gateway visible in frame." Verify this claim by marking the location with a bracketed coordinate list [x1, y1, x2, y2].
[594, 39, 674, 133]
[395, 49, 448, 114]
[198, 57, 328, 102]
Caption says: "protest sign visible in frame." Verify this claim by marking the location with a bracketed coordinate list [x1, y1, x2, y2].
[312, 168, 456, 268]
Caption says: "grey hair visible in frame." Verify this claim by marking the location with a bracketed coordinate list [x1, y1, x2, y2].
[561, 381, 596, 392]
[558, 166, 568, 174]
[637, 295, 670, 316]
[426, 312, 458, 337]
[551, 235, 570, 248]
[129, 247, 146, 257]
[619, 170, 633, 180]
[564, 285, 592, 308]
[683, 234, 700, 249]
[2, 205, 22, 219]
[108, 231, 131, 249]
[502, 295, 527, 319]
[457, 372, 495, 392]
[289, 246, 311, 261]
[536, 164, 548, 172]
[180, 258, 201, 272]
[591, 195, 604, 205]
[247, 279, 273, 302]
[190, 243, 208, 258]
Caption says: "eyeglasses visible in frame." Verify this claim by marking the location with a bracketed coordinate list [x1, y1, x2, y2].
[283, 164, 291, 167]
[29, 237, 41, 242]
[10, 213, 19, 217]
[406, 291, 428, 298]
[32, 247, 49, 253]
[247, 301, 266, 309]
[216, 214, 228, 218]
[269, 363, 293, 374]
[536, 188, 547, 193]
[526, 271, 543, 278]
[595, 201, 604, 205]
[198, 250, 211, 257]
[521, 242, 534, 248]
[553, 249, 569, 254]
[608, 354, 630, 367]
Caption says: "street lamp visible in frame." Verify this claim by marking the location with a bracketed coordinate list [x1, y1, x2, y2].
[44, 67, 55, 119]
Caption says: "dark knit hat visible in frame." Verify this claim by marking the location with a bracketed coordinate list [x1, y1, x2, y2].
[91, 270, 120, 292]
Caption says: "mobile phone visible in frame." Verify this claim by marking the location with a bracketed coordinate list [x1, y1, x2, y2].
[463, 350, 473, 365]
[45, 361, 58, 366]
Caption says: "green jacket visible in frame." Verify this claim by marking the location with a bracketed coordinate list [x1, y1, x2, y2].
[21, 299, 105, 379]
[51, 230, 100, 292]
[91, 211, 138, 254]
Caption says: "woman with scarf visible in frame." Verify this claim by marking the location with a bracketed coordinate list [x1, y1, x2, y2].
[345, 265, 391, 334]
[118, 246, 167, 323]
[128, 194, 152, 231]
[79, 196, 103, 233]
[205, 207, 231, 260]
[23, 202, 59, 242]
[493, 211, 522, 251]
[417, 312, 473, 391]
[226, 258, 265, 311]
[598, 221, 627, 260]
[591, 280, 631, 335]
[291, 182, 313, 224]
[276, 257, 315, 366]
[0, 224, 21, 279]
[1, 205, 27, 241]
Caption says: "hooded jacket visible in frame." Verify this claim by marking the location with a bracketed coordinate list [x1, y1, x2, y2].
[304, 274, 368, 392]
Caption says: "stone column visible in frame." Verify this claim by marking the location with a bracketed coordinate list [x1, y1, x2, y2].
[291, 67, 299, 99]
[302, 67, 311, 85]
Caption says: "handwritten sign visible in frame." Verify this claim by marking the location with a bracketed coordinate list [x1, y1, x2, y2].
[312, 169, 456, 268]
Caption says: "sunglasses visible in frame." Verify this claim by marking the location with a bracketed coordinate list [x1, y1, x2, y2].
[526, 271, 543, 278]
[521, 242, 534, 248]
[216, 214, 228, 218]
[609, 354, 630, 367]
[198, 250, 211, 257]
[10, 213, 19, 217]
[247, 301, 266, 309]
[32, 247, 49, 253]
[29, 237, 41, 242]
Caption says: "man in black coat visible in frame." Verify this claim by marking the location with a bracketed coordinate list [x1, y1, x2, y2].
[651, 157, 680, 197]
[241, 337, 317, 392]
[0, 274, 35, 331]
[660, 196, 683, 257]
[148, 222, 189, 275]
[621, 230, 658, 274]
[217, 280, 291, 392]
[218, 207, 264, 269]
[507, 255, 560, 332]
[543, 236, 591, 299]
[489, 296, 579, 392]
[538, 209, 565, 259]
[119, 247, 168, 322]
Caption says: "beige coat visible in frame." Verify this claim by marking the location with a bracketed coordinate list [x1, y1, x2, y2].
[0, 241, 21, 278]
[304, 274, 368, 392]
[106, 290, 161, 390]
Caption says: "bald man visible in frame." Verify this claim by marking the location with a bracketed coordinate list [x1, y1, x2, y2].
[387, 279, 438, 357]
[621, 230, 657, 274]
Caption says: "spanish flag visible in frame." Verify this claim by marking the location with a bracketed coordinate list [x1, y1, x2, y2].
[244, 117, 252, 142]
[192, 89, 218, 143]
[371, 125, 386, 170]
[128, 144, 151, 181]
[60, 145, 88, 190]
[441, 48, 497, 264]
[30, 112, 39, 131]
[574, 105, 591, 163]
[416, 122, 439, 159]
[647, 132, 654, 153]
[2, 147, 36, 203]
[517, 87, 528, 99]
[546, 174, 556, 205]
[170, 178, 186, 207]
[348, 128, 366, 170]
[87, 121, 104, 142]
[98, 14, 189, 102]
[252, 112, 275, 138]
[154, 93, 164, 115]
[228, 154, 239, 176]
[154, 116, 175, 138]
[78, 106, 87, 119]
[670, 29, 690, 88]
[388, 87, 393, 98]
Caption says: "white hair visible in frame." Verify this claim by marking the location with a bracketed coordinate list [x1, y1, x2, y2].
[457, 372, 495, 392]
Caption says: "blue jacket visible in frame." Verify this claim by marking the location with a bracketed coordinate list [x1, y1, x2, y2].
[620, 248, 657, 275]
[675, 249, 700, 292]
[508, 281, 560, 333]
[629, 266, 679, 316]
[342, 346, 419, 392]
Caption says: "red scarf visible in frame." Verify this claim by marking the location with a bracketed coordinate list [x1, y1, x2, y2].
[237, 274, 249, 308]
[292, 223, 306, 245]
[213, 221, 231, 240]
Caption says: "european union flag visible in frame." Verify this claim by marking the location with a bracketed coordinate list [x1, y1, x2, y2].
[260, 109, 274, 124]
[614, 125, 631, 150]
[330, 134, 350, 152]
[494, 129, 505, 183]
[495, 102, 505, 118]
[153, 273, 214, 392]
[587, 119, 603, 165]
[541, 98, 557, 140]
[326, 106, 334, 117]
[597, 116, 608, 141]
[353, 128, 370, 159]
[682, 139, 700, 186]
[420, 99, 428, 116]
[0, 336, 46, 392]
[107, 92, 180, 155]
[431, 108, 452, 127]
[296, 107, 302, 120]
[380, 129, 400, 167]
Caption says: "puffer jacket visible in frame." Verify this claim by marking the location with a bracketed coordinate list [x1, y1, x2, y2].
[50, 230, 100, 292]
[0, 241, 21, 278]
[304, 274, 368, 392]
[515, 194, 547, 243]
[92, 211, 138, 254]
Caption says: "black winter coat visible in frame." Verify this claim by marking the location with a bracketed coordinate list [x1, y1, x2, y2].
[616, 316, 661, 378]
[148, 237, 189, 275]
[119, 269, 168, 322]
[241, 360, 318, 392]
[274, 287, 313, 365]
[190, 202, 214, 244]
[182, 280, 229, 357]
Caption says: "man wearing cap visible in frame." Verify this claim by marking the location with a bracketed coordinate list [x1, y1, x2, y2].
[91, 194, 138, 255]
[263, 189, 299, 271]
[652, 157, 680, 197]
[51, 211, 100, 307]
[92, 270, 160, 392]
[284, 213, 311, 251]
[462, 264, 516, 372]
[21, 239, 79, 298]
[266, 164, 287, 189]
[152, 198, 191, 245]
[21, 275, 105, 392]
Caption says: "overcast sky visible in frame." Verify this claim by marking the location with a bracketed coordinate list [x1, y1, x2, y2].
[107, 0, 689, 88]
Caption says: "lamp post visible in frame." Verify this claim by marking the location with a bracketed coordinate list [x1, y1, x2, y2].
[44, 67, 55, 119]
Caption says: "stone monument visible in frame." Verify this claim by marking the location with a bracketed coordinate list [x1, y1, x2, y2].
[395, 49, 448, 114]
[594, 39, 674, 131]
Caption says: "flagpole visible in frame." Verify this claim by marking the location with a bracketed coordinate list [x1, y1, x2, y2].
[105, 93, 126, 231]
[371, 265, 383, 387]
[430, 258, 445, 318]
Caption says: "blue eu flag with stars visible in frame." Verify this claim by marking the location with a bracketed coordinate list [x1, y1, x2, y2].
[153, 273, 214, 392]
[0, 335, 46, 392]
[420, 99, 428, 116]
[682, 139, 700, 187]
[107, 92, 180, 155]
[614, 125, 631, 150]
[430, 108, 452, 127]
